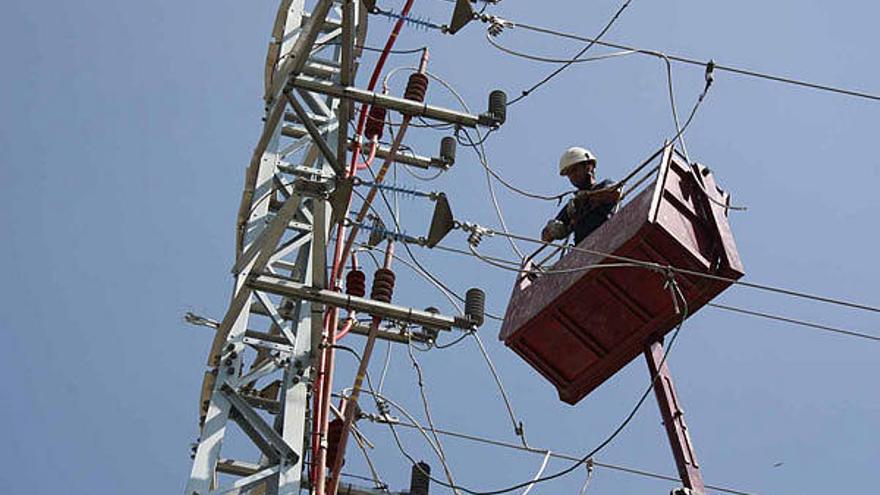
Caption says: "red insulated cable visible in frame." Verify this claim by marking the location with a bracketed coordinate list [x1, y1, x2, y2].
[311, 1, 417, 490]
[354, 137, 379, 171]
[333, 317, 355, 343]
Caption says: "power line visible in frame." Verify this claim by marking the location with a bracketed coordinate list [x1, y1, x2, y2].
[708, 302, 880, 343]
[507, 20, 880, 103]
[414, 236, 880, 343]
[360, 223, 880, 345]
[371, 284, 689, 495]
[458, 127, 572, 202]
[404, 338, 461, 492]
[487, 229, 880, 315]
[504, 0, 636, 106]
[381, 420, 756, 495]
[486, 32, 637, 64]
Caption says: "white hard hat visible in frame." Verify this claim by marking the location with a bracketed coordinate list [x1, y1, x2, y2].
[558, 147, 597, 175]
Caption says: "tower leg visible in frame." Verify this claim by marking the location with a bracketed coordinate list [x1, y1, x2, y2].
[644, 341, 706, 495]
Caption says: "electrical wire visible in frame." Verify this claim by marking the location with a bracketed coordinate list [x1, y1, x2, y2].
[352, 427, 389, 491]
[362, 388, 461, 492]
[487, 32, 636, 65]
[359, 44, 428, 55]
[433, 243, 523, 270]
[511, 21, 880, 103]
[519, 450, 552, 495]
[311, 39, 428, 56]
[489, 21, 743, 212]
[384, 65, 526, 259]
[352, 146, 471, 321]
[333, 344, 450, 486]
[374, 419, 755, 495]
[461, 127, 527, 260]
[351, 120, 446, 182]
[432, 329, 474, 350]
[377, 339, 394, 394]
[505, 0, 635, 106]
[405, 337, 461, 495]
[456, 125, 571, 202]
[371, 281, 691, 495]
[316, 3, 419, 486]
[352, 224, 529, 447]
[330, 344, 389, 492]
[467, 241, 640, 276]
[655, 54, 748, 211]
[661, 52, 692, 163]
[708, 302, 880, 343]
[363, 238, 880, 344]
[354, 138, 506, 334]
[353, 242, 525, 446]
[470, 331, 529, 448]
[354, 176, 468, 322]
[486, 228, 880, 315]
[576, 461, 594, 495]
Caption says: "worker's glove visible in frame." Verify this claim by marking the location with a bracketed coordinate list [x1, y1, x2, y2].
[541, 220, 569, 242]
[590, 186, 622, 205]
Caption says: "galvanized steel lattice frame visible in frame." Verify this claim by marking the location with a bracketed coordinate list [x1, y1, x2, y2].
[185, 1, 366, 494]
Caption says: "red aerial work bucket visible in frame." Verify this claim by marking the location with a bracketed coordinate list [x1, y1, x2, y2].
[499, 146, 745, 405]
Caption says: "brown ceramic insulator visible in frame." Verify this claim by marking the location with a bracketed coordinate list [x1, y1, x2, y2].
[364, 105, 386, 140]
[404, 72, 429, 102]
[326, 418, 344, 470]
[345, 269, 366, 298]
[370, 268, 396, 303]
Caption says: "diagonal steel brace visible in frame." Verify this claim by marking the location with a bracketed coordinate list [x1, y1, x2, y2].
[221, 383, 299, 464]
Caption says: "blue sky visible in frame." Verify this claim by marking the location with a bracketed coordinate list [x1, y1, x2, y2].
[2, 1, 878, 494]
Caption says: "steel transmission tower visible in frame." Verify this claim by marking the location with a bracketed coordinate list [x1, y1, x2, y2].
[185, 1, 366, 493]
[183, 1, 500, 493]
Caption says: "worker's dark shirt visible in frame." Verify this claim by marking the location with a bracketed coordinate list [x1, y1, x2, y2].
[555, 179, 617, 245]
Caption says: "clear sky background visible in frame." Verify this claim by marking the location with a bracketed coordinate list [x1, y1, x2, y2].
[2, 1, 879, 494]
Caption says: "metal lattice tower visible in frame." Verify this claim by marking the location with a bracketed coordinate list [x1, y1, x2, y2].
[184, 1, 497, 493]
[185, 2, 366, 493]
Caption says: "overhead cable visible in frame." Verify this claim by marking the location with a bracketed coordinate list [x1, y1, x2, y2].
[380, 419, 755, 495]
[422, 238, 880, 343]
[373, 283, 690, 495]
[405, 338, 462, 494]
[398, 67, 525, 259]
[510, 21, 880, 103]
[488, 229, 880, 315]
[708, 302, 880, 343]
[459, 128, 570, 202]
[501, 0, 636, 106]
[486, 32, 636, 64]
[470, 331, 530, 448]
[519, 450, 552, 495]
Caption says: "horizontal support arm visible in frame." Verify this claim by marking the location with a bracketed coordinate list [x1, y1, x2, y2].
[249, 274, 471, 330]
[290, 77, 491, 128]
[350, 141, 447, 170]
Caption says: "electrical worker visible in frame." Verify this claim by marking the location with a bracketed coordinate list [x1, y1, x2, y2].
[541, 147, 622, 245]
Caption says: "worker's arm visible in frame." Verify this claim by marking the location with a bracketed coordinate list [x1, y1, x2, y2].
[589, 185, 622, 205]
[571, 183, 622, 209]
[542, 206, 572, 242]
[541, 220, 569, 242]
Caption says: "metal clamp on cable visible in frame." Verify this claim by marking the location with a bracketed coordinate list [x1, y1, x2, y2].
[460, 221, 494, 247]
